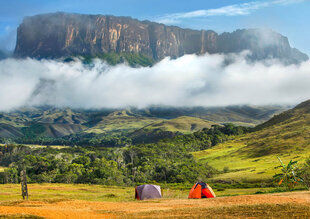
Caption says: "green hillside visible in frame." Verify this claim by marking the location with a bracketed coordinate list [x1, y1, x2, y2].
[65, 52, 154, 67]
[131, 116, 218, 144]
[0, 105, 288, 146]
[85, 110, 160, 135]
[141, 105, 289, 127]
[194, 99, 310, 182]
[139, 116, 217, 133]
[32, 108, 88, 124]
[0, 123, 23, 138]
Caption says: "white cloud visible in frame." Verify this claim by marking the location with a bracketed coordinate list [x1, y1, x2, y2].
[0, 52, 310, 112]
[155, 0, 307, 24]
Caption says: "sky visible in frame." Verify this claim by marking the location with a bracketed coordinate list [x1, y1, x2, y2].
[0, 0, 310, 54]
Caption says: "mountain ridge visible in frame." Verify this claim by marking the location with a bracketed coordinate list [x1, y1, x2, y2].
[14, 12, 308, 64]
[0, 105, 288, 141]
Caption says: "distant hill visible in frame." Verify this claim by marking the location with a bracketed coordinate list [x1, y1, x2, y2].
[0, 123, 23, 138]
[15, 12, 308, 64]
[139, 116, 217, 133]
[30, 108, 88, 124]
[85, 110, 160, 135]
[137, 105, 289, 127]
[194, 99, 310, 182]
[0, 105, 288, 144]
[130, 116, 218, 144]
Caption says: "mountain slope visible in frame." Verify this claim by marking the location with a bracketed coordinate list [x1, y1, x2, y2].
[0, 124, 23, 138]
[194, 99, 310, 182]
[0, 105, 289, 142]
[139, 116, 218, 133]
[130, 116, 218, 144]
[139, 105, 289, 127]
[14, 12, 308, 64]
[85, 110, 160, 135]
[31, 108, 88, 124]
[0, 108, 88, 138]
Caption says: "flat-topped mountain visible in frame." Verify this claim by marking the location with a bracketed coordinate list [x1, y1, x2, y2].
[14, 12, 308, 64]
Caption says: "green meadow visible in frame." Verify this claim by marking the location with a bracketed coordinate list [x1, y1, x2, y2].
[0, 184, 277, 202]
[194, 138, 310, 182]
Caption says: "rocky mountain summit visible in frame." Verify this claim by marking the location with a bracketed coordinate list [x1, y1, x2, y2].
[14, 12, 308, 64]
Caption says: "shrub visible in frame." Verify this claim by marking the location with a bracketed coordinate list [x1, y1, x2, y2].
[298, 158, 310, 189]
[273, 157, 302, 191]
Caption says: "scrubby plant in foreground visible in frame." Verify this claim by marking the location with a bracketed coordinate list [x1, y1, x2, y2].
[298, 158, 310, 189]
[273, 157, 302, 190]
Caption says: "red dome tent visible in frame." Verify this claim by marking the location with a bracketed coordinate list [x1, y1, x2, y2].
[188, 182, 216, 199]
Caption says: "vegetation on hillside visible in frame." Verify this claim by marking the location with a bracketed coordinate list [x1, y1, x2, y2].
[64, 52, 154, 67]
[298, 158, 310, 189]
[1, 100, 310, 188]
[0, 124, 248, 185]
[0, 105, 287, 141]
[194, 100, 310, 184]
[273, 157, 302, 190]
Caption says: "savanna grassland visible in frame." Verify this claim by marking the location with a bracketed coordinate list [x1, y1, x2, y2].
[0, 184, 310, 218]
[1, 101, 310, 218]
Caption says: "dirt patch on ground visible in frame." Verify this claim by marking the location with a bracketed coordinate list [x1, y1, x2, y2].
[0, 191, 309, 218]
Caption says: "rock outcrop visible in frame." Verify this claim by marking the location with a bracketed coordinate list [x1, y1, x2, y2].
[14, 12, 308, 64]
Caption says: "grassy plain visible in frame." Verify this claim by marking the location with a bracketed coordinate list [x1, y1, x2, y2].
[0, 184, 277, 202]
[0, 184, 309, 218]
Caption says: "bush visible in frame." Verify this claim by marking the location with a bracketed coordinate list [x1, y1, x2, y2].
[273, 157, 302, 191]
[298, 158, 310, 189]
[223, 166, 230, 173]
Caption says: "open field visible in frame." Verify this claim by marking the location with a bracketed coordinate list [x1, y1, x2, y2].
[0, 184, 309, 218]
[0, 184, 277, 202]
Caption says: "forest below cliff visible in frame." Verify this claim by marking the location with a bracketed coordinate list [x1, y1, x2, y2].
[0, 124, 249, 185]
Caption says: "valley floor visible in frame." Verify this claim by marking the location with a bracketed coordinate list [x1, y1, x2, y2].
[0, 184, 309, 218]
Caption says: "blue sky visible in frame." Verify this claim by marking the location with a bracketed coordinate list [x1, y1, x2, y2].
[0, 0, 310, 54]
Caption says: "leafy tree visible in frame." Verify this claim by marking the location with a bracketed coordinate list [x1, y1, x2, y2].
[4, 167, 19, 183]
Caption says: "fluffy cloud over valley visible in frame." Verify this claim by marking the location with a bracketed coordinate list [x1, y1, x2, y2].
[0, 52, 310, 111]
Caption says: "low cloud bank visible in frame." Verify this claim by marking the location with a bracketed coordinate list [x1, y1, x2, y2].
[0, 52, 310, 111]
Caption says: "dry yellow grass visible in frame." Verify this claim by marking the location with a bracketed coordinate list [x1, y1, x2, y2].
[0, 191, 310, 218]
[0, 184, 309, 218]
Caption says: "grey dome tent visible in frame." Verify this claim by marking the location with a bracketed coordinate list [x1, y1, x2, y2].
[135, 184, 162, 200]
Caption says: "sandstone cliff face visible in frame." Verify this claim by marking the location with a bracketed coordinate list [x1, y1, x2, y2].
[14, 12, 308, 64]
